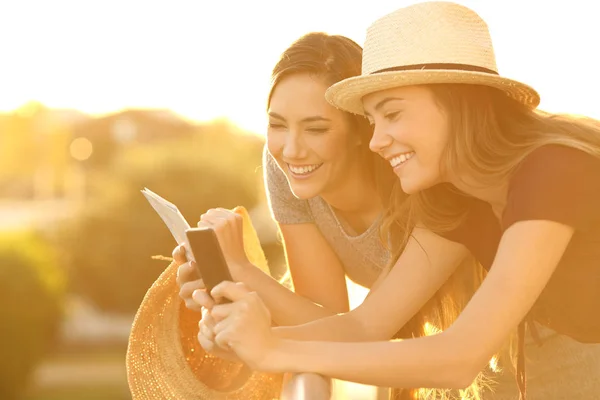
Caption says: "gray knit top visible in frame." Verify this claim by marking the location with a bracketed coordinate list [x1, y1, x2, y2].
[263, 148, 389, 288]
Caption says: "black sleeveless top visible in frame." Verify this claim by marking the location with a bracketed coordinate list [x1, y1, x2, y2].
[440, 145, 600, 398]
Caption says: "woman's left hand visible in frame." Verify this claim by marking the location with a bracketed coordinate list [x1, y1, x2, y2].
[206, 281, 280, 371]
[197, 208, 250, 270]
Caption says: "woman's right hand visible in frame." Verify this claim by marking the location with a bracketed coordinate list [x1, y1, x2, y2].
[198, 306, 242, 363]
[174, 244, 206, 312]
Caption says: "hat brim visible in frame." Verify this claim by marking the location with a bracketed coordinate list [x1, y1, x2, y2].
[126, 207, 284, 399]
[325, 70, 540, 115]
[126, 261, 283, 399]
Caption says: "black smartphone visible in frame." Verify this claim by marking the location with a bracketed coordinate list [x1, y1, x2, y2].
[185, 227, 233, 303]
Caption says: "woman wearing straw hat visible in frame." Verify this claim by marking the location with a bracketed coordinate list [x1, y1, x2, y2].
[193, 2, 600, 399]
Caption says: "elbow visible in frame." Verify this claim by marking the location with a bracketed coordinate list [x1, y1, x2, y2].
[428, 362, 479, 390]
[365, 326, 398, 341]
[320, 297, 350, 317]
[439, 359, 483, 389]
[455, 356, 493, 390]
[349, 306, 396, 342]
[438, 332, 491, 390]
[361, 327, 385, 342]
[448, 369, 479, 390]
[339, 311, 380, 342]
[357, 315, 389, 342]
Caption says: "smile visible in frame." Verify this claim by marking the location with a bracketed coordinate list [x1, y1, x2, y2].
[287, 163, 323, 176]
[388, 152, 415, 168]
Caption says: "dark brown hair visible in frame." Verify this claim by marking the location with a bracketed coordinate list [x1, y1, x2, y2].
[269, 32, 396, 207]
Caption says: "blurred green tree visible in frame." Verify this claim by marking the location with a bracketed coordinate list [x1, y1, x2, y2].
[0, 232, 65, 400]
[57, 121, 271, 313]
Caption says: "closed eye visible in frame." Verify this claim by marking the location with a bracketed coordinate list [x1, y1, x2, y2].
[268, 122, 285, 129]
[306, 127, 329, 134]
[384, 111, 402, 121]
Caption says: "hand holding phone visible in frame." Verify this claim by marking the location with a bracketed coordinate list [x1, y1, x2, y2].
[185, 227, 234, 304]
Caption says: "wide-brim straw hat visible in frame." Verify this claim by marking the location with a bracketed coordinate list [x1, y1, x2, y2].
[326, 1, 541, 115]
[126, 207, 284, 399]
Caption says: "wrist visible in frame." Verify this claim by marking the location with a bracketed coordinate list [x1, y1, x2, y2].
[264, 331, 315, 374]
[229, 260, 253, 282]
[264, 334, 295, 373]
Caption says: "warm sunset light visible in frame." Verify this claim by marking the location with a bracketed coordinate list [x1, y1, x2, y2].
[0, 1, 597, 135]
[2, 2, 598, 399]
[69, 137, 93, 161]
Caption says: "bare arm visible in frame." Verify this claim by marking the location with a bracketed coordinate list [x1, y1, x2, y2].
[274, 226, 469, 342]
[236, 147, 349, 326]
[267, 220, 574, 388]
[235, 222, 349, 326]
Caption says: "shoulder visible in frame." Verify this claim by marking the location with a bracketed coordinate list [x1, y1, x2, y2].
[263, 146, 283, 179]
[262, 146, 314, 224]
[263, 146, 293, 194]
[504, 144, 600, 230]
[516, 144, 598, 172]
[510, 144, 600, 192]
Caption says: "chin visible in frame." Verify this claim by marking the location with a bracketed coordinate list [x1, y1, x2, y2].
[283, 166, 329, 200]
[399, 177, 431, 195]
[288, 186, 319, 200]
[285, 177, 323, 200]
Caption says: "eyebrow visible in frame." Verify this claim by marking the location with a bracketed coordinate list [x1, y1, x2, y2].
[268, 112, 331, 123]
[364, 97, 405, 116]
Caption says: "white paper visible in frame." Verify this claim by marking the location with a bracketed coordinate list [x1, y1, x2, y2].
[141, 187, 195, 262]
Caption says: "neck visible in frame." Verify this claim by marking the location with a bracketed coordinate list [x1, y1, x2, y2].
[451, 177, 509, 218]
[320, 164, 380, 215]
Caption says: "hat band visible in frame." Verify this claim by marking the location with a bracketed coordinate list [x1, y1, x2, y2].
[372, 63, 499, 75]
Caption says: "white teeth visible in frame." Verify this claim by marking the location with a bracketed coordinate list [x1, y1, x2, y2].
[288, 163, 322, 175]
[389, 152, 415, 168]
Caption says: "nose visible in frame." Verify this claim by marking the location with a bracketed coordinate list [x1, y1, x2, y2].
[282, 130, 307, 160]
[369, 123, 394, 154]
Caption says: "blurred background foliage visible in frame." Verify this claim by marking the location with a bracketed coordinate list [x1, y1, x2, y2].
[56, 121, 267, 313]
[0, 231, 65, 399]
[0, 104, 285, 399]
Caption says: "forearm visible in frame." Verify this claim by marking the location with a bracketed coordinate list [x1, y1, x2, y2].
[238, 263, 337, 326]
[270, 332, 477, 389]
[273, 312, 371, 342]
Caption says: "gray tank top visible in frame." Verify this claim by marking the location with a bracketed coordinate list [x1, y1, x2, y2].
[263, 147, 389, 288]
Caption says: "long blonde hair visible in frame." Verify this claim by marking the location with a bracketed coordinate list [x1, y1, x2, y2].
[381, 84, 600, 399]
[405, 84, 600, 235]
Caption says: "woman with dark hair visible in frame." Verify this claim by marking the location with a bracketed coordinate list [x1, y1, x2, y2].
[174, 32, 403, 398]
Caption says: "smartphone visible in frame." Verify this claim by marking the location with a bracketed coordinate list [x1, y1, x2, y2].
[185, 227, 233, 303]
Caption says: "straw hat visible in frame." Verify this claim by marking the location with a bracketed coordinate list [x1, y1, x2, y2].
[325, 1, 540, 115]
[126, 207, 284, 399]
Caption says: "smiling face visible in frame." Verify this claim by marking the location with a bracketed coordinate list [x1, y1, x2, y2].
[363, 85, 451, 194]
[266, 73, 362, 199]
